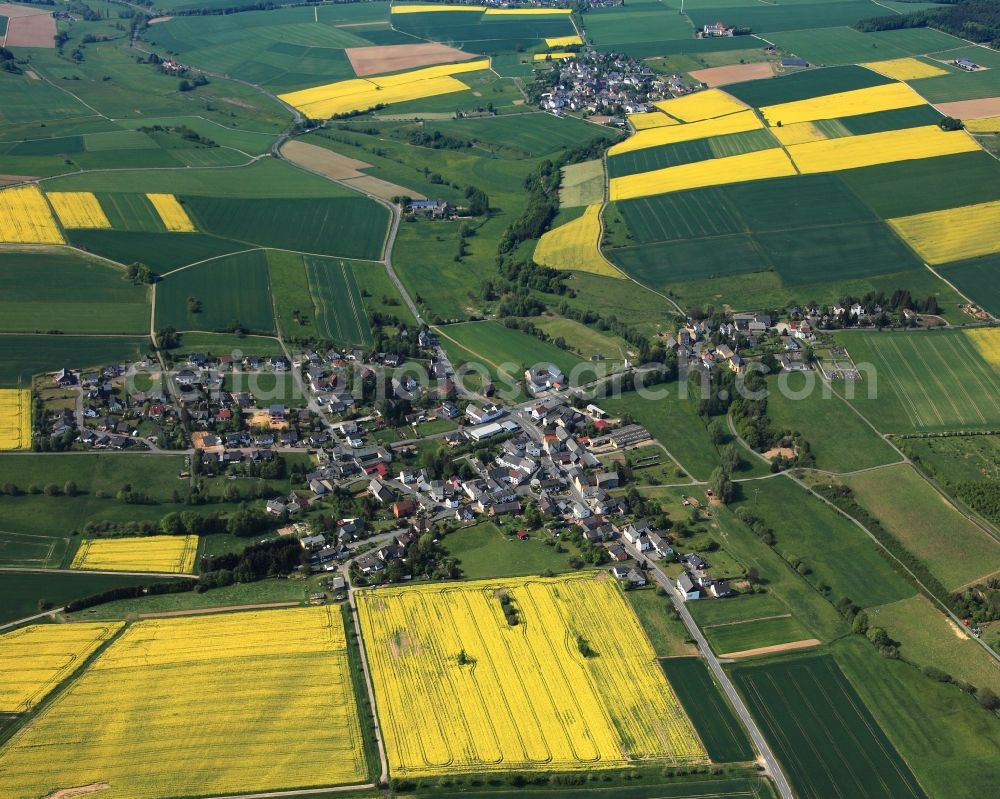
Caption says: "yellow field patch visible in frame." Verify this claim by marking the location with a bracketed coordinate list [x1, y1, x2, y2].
[534, 52, 575, 61]
[146, 193, 195, 232]
[888, 199, 1000, 265]
[534, 205, 621, 278]
[610, 148, 797, 201]
[628, 111, 678, 130]
[654, 88, 748, 122]
[760, 81, 926, 126]
[358, 574, 706, 778]
[0, 184, 65, 244]
[71, 534, 199, 574]
[484, 7, 571, 13]
[609, 109, 763, 155]
[787, 125, 979, 174]
[279, 59, 489, 118]
[0, 622, 123, 713]
[769, 121, 828, 145]
[0, 607, 367, 799]
[966, 115, 1000, 134]
[391, 4, 485, 13]
[863, 57, 947, 81]
[0, 389, 30, 451]
[46, 191, 111, 229]
[966, 328, 1000, 370]
[546, 35, 582, 47]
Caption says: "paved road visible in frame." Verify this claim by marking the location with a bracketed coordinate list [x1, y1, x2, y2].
[621, 541, 794, 799]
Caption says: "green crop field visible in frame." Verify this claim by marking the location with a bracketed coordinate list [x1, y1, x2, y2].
[441, 523, 581, 579]
[305, 257, 374, 348]
[660, 657, 755, 763]
[96, 193, 166, 232]
[585, 4, 694, 48]
[428, 113, 617, 157]
[734, 476, 916, 608]
[608, 130, 777, 179]
[598, 389, 721, 482]
[183, 196, 388, 260]
[614, 188, 743, 245]
[0, 572, 154, 626]
[392, 10, 574, 47]
[155, 250, 275, 333]
[609, 234, 768, 286]
[869, 26, 967, 54]
[837, 104, 943, 136]
[703, 615, 815, 656]
[689, 1, 883, 35]
[726, 65, 891, 108]
[767, 26, 910, 66]
[835, 330, 1000, 432]
[438, 320, 582, 385]
[841, 464, 1000, 590]
[0, 334, 147, 387]
[870, 595, 1000, 694]
[67, 230, 247, 273]
[0, 531, 69, 569]
[266, 250, 317, 340]
[0, 251, 149, 335]
[732, 654, 927, 799]
[764, 373, 900, 473]
[940, 252, 1000, 316]
[688, 592, 792, 629]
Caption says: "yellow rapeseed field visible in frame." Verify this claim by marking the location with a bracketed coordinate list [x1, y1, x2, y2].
[0, 389, 30, 451]
[610, 148, 796, 201]
[0, 622, 123, 713]
[279, 60, 489, 118]
[888, 199, 1000, 265]
[534, 205, 622, 278]
[628, 111, 678, 130]
[863, 57, 947, 81]
[357, 574, 706, 777]
[546, 35, 583, 47]
[46, 191, 111, 229]
[534, 52, 575, 61]
[0, 607, 367, 799]
[760, 81, 926, 126]
[966, 328, 1000, 370]
[391, 4, 485, 13]
[654, 88, 748, 122]
[609, 110, 762, 155]
[966, 115, 1000, 134]
[71, 534, 199, 574]
[769, 121, 828, 145]
[0, 184, 65, 244]
[146, 193, 195, 232]
[787, 125, 980, 174]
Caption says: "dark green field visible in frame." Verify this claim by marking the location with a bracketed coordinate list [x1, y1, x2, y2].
[837, 104, 943, 136]
[725, 65, 890, 107]
[689, 2, 883, 35]
[305, 257, 373, 348]
[660, 658, 755, 763]
[0, 252, 149, 335]
[609, 235, 768, 286]
[184, 196, 388, 260]
[427, 113, 618, 157]
[155, 250, 275, 333]
[68, 230, 246, 272]
[0, 572, 155, 626]
[427, 779, 777, 799]
[608, 130, 776, 179]
[392, 9, 574, 47]
[97, 193, 166, 232]
[731, 654, 927, 799]
[0, 335, 147, 387]
[942, 253, 1000, 316]
[615, 188, 743, 244]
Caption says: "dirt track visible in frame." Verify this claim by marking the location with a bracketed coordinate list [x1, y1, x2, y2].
[720, 638, 822, 659]
[138, 601, 300, 618]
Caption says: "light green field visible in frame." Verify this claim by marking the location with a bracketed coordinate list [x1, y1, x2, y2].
[842, 464, 1000, 590]
[835, 330, 1000, 433]
[704, 615, 815, 656]
[559, 159, 605, 208]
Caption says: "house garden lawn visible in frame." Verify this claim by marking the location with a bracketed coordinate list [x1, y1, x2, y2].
[840, 464, 1000, 590]
[223, 372, 306, 408]
[625, 586, 697, 659]
[442, 522, 580, 579]
[659, 657, 756, 763]
[763, 372, 901, 473]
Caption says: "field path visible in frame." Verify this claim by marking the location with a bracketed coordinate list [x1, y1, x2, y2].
[0, 566, 198, 579]
[137, 601, 300, 618]
[719, 638, 822, 659]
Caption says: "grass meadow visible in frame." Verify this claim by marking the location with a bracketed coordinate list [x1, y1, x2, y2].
[702, 615, 815, 656]
[841, 464, 1000, 590]
[442, 522, 579, 579]
[731, 654, 927, 799]
[835, 330, 1000, 432]
[624, 587, 697, 659]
